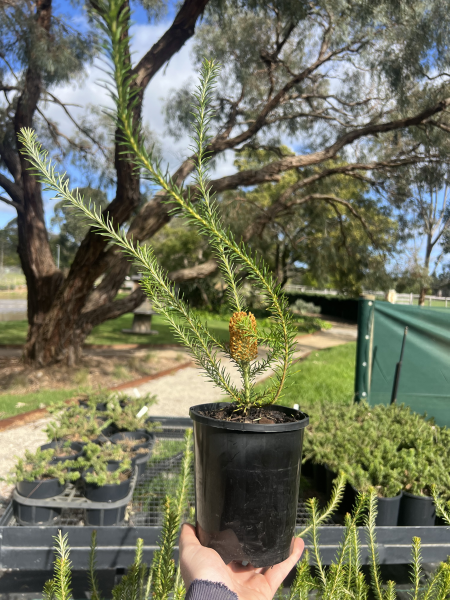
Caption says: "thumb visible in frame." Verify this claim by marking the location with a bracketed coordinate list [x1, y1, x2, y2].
[264, 538, 304, 594]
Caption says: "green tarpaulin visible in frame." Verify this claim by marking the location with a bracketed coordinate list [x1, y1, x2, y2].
[355, 299, 450, 426]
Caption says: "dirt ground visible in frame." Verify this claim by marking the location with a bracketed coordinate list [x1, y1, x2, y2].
[0, 346, 190, 396]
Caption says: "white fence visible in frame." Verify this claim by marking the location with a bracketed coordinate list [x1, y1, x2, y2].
[283, 285, 450, 307]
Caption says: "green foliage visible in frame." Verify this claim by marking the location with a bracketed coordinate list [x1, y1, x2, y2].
[303, 400, 450, 498]
[50, 188, 108, 269]
[43, 532, 73, 600]
[44, 472, 450, 600]
[7, 448, 79, 485]
[45, 404, 112, 443]
[74, 442, 132, 486]
[102, 392, 158, 433]
[18, 25, 297, 410]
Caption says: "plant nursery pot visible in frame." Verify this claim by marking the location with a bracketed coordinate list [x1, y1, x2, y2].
[40, 441, 84, 463]
[398, 492, 436, 526]
[82, 464, 133, 503]
[85, 504, 127, 526]
[375, 493, 403, 526]
[135, 451, 151, 477]
[313, 462, 327, 493]
[190, 402, 309, 568]
[15, 478, 65, 525]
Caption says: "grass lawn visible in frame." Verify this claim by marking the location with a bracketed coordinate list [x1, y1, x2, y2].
[259, 343, 356, 408]
[0, 388, 77, 419]
[0, 313, 231, 346]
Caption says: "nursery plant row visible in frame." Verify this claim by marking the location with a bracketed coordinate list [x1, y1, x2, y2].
[302, 400, 450, 527]
[7, 393, 159, 526]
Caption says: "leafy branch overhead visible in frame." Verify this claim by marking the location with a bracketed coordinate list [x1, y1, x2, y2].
[18, 0, 297, 411]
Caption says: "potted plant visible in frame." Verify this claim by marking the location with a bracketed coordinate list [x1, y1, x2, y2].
[8, 448, 79, 525]
[19, 47, 309, 565]
[45, 404, 113, 444]
[40, 441, 84, 463]
[397, 447, 438, 526]
[110, 431, 155, 477]
[76, 444, 134, 526]
[104, 393, 158, 434]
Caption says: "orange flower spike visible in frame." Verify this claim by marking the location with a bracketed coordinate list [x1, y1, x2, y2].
[229, 311, 258, 362]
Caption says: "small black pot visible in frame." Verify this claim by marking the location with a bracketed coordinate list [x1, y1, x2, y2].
[135, 451, 151, 477]
[82, 464, 133, 503]
[398, 492, 436, 526]
[14, 478, 65, 525]
[190, 402, 309, 568]
[313, 463, 327, 493]
[352, 486, 402, 526]
[376, 493, 403, 526]
[85, 504, 127, 526]
[40, 441, 84, 463]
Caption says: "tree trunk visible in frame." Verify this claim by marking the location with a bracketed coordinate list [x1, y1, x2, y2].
[15, 0, 209, 367]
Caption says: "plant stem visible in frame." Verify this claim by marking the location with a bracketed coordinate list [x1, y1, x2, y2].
[242, 362, 251, 407]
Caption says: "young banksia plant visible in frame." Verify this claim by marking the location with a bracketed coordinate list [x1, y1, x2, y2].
[17, 0, 297, 413]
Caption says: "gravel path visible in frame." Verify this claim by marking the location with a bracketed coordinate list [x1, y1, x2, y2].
[0, 416, 53, 507]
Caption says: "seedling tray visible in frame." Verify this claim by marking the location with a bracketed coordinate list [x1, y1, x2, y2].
[12, 468, 138, 511]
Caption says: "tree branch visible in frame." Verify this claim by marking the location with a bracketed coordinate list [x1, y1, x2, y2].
[0, 172, 23, 204]
[132, 0, 210, 90]
[169, 259, 218, 282]
[0, 194, 23, 212]
[208, 97, 450, 193]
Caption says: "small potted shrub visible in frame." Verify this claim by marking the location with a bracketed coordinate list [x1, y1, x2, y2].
[40, 440, 84, 463]
[397, 447, 438, 526]
[76, 444, 134, 526]
[105, 393, 158, 435]
[19, 54, 309, 567]
[110, 432, 154, 476]
[9, 449, 79, 525]
[346, 464, 403, 526]
[46, 405, 113, 444]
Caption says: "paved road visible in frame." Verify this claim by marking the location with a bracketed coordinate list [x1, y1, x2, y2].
[0, 299, 27, 313]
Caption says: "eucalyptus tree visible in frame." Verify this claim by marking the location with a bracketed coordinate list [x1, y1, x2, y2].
[2, 0, 450, 366]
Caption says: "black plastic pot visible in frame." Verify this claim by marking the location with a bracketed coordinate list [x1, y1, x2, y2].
[190, 402, 309, 567]
[14, 478, 65, 525]
[398, 492, 436, 526]
[376, 493, 403, 526]
[85, 504, 127, 526]
[40, 441, 84, 463]
[82, 463, 133, 503]
[135, 451, 151, 477]
[313, 462, 327, 493]
[352, 486, 402, 526]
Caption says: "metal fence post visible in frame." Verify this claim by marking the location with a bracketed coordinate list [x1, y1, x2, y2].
[355, 296, 374, 403]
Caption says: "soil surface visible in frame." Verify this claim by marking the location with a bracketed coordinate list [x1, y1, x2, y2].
[200, 403, 304, 424]
[0, 347, 189, 399]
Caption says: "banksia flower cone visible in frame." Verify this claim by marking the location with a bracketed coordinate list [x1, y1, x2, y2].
[229, 311, 258, 362]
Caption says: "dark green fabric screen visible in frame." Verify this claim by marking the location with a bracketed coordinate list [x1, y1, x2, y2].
[355, 299, 450, 426]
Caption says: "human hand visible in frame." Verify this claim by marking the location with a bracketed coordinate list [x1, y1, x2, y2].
[179, 524, 304, 600]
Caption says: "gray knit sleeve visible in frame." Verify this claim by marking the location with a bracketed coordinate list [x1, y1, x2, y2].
[185, 579, 238, 600]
